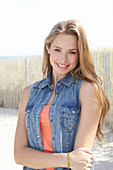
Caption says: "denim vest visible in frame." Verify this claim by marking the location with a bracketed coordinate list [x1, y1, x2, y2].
[24, 70, 94, 170]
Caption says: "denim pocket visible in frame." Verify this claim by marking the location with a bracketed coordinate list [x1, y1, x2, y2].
[60, 106, 79, 131]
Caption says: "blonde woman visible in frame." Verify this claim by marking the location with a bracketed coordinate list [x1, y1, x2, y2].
[14, 19, 110, 170]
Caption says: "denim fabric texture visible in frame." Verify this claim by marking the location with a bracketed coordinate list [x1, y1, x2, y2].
[23, 69, 94, 170]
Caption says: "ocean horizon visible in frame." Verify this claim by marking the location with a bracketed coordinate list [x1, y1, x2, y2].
[0, 55, 43, 59]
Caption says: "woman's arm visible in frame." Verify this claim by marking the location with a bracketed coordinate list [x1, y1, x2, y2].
[14, 86, 67, 169]
[73, 81, 102, 150]
[69, 81, 100, 170]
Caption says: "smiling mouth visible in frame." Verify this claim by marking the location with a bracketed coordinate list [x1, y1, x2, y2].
[57, 63, 69, 69]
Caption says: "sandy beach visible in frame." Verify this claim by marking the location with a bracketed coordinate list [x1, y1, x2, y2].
[0, 108, 113, 170]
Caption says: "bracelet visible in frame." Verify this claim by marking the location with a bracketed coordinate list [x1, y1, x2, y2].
[67, 152, 70, 168]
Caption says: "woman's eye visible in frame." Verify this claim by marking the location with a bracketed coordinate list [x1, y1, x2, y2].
[69, 51, 76, 54]
[54, 49, 61, 52]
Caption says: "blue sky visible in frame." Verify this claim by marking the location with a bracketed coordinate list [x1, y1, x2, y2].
[0, 0, 113, 56]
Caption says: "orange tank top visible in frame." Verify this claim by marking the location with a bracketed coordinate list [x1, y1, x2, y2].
[40, 105, 54, 170]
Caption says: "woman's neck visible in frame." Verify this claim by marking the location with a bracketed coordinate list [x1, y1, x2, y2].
[51, 71, 67, 88]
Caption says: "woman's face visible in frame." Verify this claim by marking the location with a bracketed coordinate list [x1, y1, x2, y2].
[46, 33, 79, 79]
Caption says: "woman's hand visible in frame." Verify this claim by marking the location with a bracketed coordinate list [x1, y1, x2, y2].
[70, 147, 93, 170]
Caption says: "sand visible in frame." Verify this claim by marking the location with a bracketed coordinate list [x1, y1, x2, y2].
[0, 108, 113, 170]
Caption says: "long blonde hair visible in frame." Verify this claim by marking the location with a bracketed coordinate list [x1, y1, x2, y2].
[42, 19, 110, 141]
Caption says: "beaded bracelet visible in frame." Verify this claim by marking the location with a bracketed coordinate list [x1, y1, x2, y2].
[67, 152, 70, 168]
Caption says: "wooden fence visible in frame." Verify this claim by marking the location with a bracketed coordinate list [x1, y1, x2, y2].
[0, 52, 113, 128]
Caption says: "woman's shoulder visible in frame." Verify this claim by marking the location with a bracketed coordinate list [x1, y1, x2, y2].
[80, 80, 100, 104]
[21, 78, 46, 98]
[31, 78, 47, 89]
[80, 80, 98, 93]
[21, 85, 32, 103]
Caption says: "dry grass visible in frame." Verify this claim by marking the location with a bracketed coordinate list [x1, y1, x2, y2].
[0, 53, 113, 127]
[0, 56, 43, 108]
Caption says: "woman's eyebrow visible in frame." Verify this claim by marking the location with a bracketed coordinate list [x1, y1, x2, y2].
[69, 48, 78, 51]
[53, 46, 78, 51]
[53, 46, 61, 48]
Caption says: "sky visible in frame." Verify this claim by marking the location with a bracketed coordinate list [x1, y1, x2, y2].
[0, 0, 113, 56]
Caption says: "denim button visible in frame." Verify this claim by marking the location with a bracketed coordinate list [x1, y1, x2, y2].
[53, 137, 55, 140]
[72, 110, 75, 114]
[56, 91, 58, 94]
[49, 93, 51, 95]
[57, 82, 61, 86]
[37, 135, 40, 138]
[42, 102, 44, 105]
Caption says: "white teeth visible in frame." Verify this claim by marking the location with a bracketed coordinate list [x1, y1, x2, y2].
[58, 64, 67, 68]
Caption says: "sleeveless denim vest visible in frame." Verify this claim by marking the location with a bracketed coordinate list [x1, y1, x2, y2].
[24, 70, 94, 170]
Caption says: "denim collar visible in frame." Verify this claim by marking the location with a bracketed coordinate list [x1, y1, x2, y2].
[33, 69, 78, 89]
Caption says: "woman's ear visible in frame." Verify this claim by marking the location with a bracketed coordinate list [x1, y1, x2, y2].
[46, 44, 50, 54]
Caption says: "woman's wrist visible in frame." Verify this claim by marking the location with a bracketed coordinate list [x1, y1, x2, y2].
[55, 152, 68, 168]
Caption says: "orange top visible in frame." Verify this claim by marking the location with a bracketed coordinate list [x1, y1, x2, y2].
[40, 105, 54, 170]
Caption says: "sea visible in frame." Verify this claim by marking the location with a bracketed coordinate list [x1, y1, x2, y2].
[0, 55, 42, 59]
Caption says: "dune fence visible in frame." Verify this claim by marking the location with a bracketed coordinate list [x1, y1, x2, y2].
[0, 52, 113, 128]
[0, 56, 43, 109]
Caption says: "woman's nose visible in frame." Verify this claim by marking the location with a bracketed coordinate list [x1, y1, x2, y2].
[61, 52, 68, 63]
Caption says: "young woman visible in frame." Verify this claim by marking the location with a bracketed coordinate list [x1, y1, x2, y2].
[14, 19, 110, 170]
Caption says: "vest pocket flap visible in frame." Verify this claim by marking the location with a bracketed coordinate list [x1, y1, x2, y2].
[61, 106, 79, 115]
